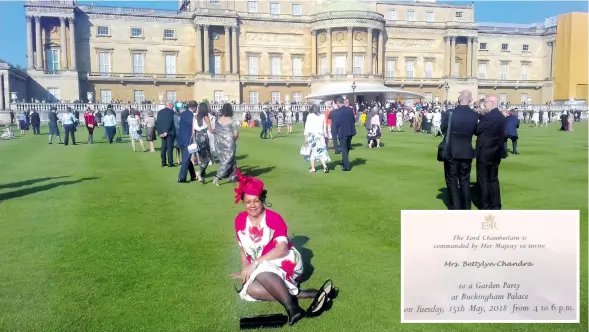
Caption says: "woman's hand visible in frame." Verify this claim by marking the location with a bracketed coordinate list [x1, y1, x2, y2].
[240, 262, 257, 284]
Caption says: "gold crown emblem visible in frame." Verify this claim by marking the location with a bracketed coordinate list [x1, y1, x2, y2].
[485, 214, 495, 222]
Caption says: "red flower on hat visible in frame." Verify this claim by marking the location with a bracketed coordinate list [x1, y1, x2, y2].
[234, 169, 265, 204]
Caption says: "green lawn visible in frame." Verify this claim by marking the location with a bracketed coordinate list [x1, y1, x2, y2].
[0, 122, 587, 332]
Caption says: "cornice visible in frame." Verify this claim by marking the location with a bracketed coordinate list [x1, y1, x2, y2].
[313, 11, 385, 23]
[193, 14, 238, 27]
[240, 19, 309, 28]
[87, 13, 190, 23]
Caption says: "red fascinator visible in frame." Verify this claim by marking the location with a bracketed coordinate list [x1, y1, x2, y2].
[234, 169, 265, 203]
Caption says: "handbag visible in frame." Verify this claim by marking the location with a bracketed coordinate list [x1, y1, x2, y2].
[300, 144, 311, 156]
[137, 128, 142, 135]
[188, 143, 198, 154]
[437, 110, 453, 162]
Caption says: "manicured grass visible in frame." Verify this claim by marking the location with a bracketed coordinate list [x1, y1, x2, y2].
[0, 122, 587, 332]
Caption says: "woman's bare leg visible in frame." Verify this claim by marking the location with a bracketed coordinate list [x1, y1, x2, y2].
[131, 139, 136, 152]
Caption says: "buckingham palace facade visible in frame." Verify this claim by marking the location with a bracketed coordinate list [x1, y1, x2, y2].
[22, 0, 558, 104]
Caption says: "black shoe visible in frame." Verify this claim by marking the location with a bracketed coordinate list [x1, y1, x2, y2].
[190, 177, 197, 182]
[287, 307, 305, 326]
[177, 179, 188, 183]
[341, 168, 351, 172]
[161, 163, 167, 167]
[306, 291, 328, 317]
[168, 164, 175, 167]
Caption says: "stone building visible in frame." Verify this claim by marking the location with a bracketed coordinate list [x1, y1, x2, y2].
[0, 63, 29, 110]
[22, 0, 578, 104]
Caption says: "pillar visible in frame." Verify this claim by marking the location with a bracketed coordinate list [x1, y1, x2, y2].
[26, 16, 34, 69]
[449, 37, 456, 77]
[68, 17, 76, 70]
[224, 26, 231, 74]
[311, 30, 317, 75]
[203, 25, 210, 74]
[472, 37, 479, 78]
[366, 28, 373, 75]
[444, 36, 450, 77]
[549, 41, 555, 78]
[231, 26, 238, 74]
[0, 74, 4, 110]
[60, 17, 67, 70]
[347, 27, 353, 75]
[195, 25, 202, 73]
[35, 16, 42, 70]
[378, 29, 384, 75]
[466, 37, 472, 77]
[326, 28, 331, 75]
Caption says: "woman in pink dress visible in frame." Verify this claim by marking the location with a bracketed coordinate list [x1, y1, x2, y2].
[231, 170, 335, 325]
[387, 109, 397, 132]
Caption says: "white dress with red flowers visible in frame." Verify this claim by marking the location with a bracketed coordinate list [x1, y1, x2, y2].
[235, 209, 303, 302]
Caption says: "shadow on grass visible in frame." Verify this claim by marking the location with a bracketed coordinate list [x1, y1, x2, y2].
[436, 183, 482, 210]
[236, 154, 248, 161]
[0, 176, 70, 190]
[0, 177, 98, 202]
[290, 235, 314, 285]
[238, 165, 276, 178]
[326, 158, 367, 171]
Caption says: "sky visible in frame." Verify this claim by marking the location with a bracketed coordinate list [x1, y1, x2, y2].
[0, 0, 586, 67]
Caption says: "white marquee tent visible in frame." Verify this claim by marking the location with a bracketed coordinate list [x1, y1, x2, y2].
[304, 82, 426, 101]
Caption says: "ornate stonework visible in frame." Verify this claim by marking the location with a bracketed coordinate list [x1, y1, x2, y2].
[245, 33, 304, 44]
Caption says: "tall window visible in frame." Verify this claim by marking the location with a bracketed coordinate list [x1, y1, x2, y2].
[334, 55, 345, 76]
[100, 89, 112, 103]
[353, 55, 363, 75]
[249, 91, 259, 104]
[292, 4, 302, 16]
[270, 56, 281, 78]
[520, 94, 528, 104]
[407, 10, 415, 21]
[270, 2, 280, 15]
[47, 49, 60, 72]
[214, 90, 223, 102]
[405, 60, 415, 78]
[424, 60, 433, 79]
[425, 12, 434, 22]
[453, 61, 459, 77]
[131, 27, 143, 38]
[386, 59, 395, 78]
[163, 29, 175, 39]
[97, 26, 109, 36]
[292, 56, 302, 78]
[214, 55, 221, 75]
[98, 52, 111, 75]
[501, 43, 509, 51]
[478, 62, 487, 79]
[47, 88, 60, 102]
[165, 54, 176, 77]
[293, 92, 302, 103]
[500, 93, 507, 104]
[132, 53, 145, 75]
[271, 91, 280, 103]
[521, 63, 529, 80]
[424, 92, 433, 102]
[133, 90, 145, 103]
[247, 1, 258, 13]
[388, 9, 396, 20]
[500, 63, 509, 80]
[479, 43, 487, 50]
[319, 56, 327, 75]
[248, 55, 258, 76]
[166, 90, 177, 102]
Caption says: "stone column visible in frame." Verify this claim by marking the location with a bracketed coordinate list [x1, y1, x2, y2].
[472, 37, 479, 78]
[68, 17, 76, 70]
[26, 16, 34, 69]
[231, 26, 238, 74]
[35, 16, 43, 70]
[60, 17, 67, 70]
[347, 27, 353, 75]
[326, 28, 331, 75]
[366, 28, 373, 75]
[224, 26, 231, 74]
[466, 37, 472, 77]
[378, 29, 384, 75]
[311, 30, 317, 75]
[549, 41, 555, 78]
[194, 25, 202, 73]
[0, 74, 4, 110]
[443, 36, 450, 77]
[203, 25, 210, 74]
[449, 37, 456, 78]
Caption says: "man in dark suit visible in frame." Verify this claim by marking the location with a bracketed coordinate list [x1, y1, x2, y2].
[177, 101, 197, 183]
[475, 94, 506, 210]
[329, 102, 340, 154]
[440, 90, 479, 210]
[30, 109, 41, 135]
[156, 102, 176, 167]
[121, 108, 130, 135]
[333, 97, 356, 171]
[504, 110, 519, 155]
[259, 107, 269, 139]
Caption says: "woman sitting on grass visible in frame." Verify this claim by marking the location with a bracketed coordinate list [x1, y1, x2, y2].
[231, 169, 335, 326]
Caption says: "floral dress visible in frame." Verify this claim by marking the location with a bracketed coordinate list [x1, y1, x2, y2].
[235, 209, 303, 302]
[128, 115, 142, 140]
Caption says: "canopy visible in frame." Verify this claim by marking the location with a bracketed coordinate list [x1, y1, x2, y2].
[305, 82, 426, 100]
